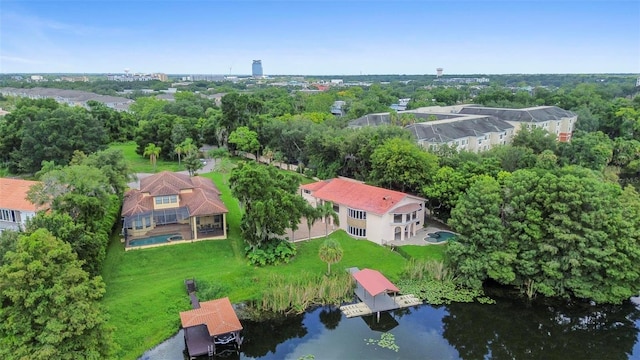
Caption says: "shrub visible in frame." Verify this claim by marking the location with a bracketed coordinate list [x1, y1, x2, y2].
[246, 239, 296, 266]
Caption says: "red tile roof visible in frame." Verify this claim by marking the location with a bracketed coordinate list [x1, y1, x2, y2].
[181, 188, 228, 216]
[353, 268, 400, 296]
[121, 189, 154, 217]
[140, 171, 194, 196]
[390, 203, 421, 214]
[0, 178, 40, 212]
[300, 178, 421, 215]
[121, 172, 227, 218]
[179, 297, 243, 336]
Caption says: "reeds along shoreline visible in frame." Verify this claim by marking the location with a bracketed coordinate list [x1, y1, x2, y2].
[260, 272, 354, 314]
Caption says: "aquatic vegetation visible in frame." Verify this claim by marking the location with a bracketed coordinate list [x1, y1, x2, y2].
[260, 272, 353, 313]
[398, 258, 495, 305]
[365, 333, 399, 352]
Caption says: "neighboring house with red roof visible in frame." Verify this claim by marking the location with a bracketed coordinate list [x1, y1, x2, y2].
[300, 177, 425, 244]
[121, 171, 228, 248]
[0, 178, 40, 233]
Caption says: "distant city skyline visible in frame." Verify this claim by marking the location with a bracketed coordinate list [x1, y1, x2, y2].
[1, 1, 638, 75]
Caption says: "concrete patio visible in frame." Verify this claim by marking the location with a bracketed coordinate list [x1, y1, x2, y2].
[385, 219, 453, 247]
[284, 217, 453, 247]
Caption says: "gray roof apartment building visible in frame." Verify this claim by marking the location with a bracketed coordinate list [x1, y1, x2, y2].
[349, 105, 577, 152]
[0, 87, 134, 112]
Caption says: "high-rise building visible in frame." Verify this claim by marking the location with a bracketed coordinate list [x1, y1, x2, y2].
[252, 60, 263, 78]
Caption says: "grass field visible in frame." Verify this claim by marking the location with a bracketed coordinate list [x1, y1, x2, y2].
[110, 141, 182, 173]
[101, 169, 443, 359]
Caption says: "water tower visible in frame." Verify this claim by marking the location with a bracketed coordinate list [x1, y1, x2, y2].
[436, 68, 443, 77]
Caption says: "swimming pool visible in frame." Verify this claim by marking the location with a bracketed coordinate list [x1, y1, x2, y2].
[128, 233, 184, 247]
[425, 231, 456, 244]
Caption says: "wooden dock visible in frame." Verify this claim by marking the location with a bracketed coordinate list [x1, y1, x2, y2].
[340, 294, 422, 318]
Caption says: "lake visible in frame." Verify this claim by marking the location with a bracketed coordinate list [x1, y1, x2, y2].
[141, 297, 640, 360]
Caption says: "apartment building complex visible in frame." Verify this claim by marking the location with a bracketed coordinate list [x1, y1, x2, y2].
[350, 105, 577, 152]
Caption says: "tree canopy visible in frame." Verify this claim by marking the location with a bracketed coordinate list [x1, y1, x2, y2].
[0, 229, 115, 359]
[230, 162, 311, 251]
[448, 168, 640, 303]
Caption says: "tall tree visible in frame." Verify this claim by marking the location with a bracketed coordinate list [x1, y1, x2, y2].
[17, 105, 108, 173]
[316, 201, 339, 238]
[0, 229, 115, 359]
[370, 138, 438, 193]
[303, 205, 320, 240]
[25, 212, 104, 276]
[143, 143, 161, 172]
[183, 153, 204, 176]
[318, 238, 343, 275]
[230, 162, 310, 250]
[27, 164, 112, 232]
[511, 125, 557, 154]
[228, 126, 260, 160]
[448, 176, 513, 289]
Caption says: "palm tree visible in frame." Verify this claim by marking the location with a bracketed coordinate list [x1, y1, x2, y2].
[181, 138, 198, 157]
[317, 202, 339, 237]
[304, 205, 320, 240]
[143, 143, 161, 172]
[174, 143, 185, 166]
[318, 238, 343, 275]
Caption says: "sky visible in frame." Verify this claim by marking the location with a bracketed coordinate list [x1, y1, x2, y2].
[1, 0, 639, 75]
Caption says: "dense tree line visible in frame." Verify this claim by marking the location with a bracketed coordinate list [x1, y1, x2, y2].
[0, 229, 116, 359]
[0, 78, 169, 96]
[448, 169, 640, 304]
[0, 99, 109, 173]
[0, 148, 129, 357]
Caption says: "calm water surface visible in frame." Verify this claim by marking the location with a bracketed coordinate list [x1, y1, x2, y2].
[141, 297, 640, 360]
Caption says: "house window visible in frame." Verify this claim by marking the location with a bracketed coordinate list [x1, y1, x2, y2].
[0, 209, 16, 222]
[412, 211, 417, 220]
[155, 195, 178, 205]
[347, 225, 366, 238]
[333, 204, 339, 213]
[393, 214, 403, 223]
[478, 139, 482, 144]
[135, 219, 143, 230]
[348, 208, 366, 220]
[303, 189, 311, 194]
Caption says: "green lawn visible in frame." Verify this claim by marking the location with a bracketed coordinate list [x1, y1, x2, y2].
[101, 171, 441, 359]
[109, 141, 182, 173]
[398, 244, 447, 261]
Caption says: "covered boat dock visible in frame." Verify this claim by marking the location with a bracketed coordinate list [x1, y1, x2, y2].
[179, 296, 243, 359]
[340, 267, 422, 318]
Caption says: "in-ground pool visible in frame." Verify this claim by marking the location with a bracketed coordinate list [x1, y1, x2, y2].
[425, 231, 456, 244]
[128, 233, 183, 247]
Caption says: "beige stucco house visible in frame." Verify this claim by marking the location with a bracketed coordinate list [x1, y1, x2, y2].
[121, 171, 228, 249]
[300, 178, 425, 245]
